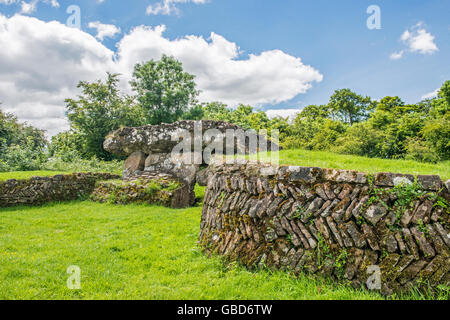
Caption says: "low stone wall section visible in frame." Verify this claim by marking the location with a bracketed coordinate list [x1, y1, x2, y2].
[0, 173, 120, 207]
[199, 160, 450, 295]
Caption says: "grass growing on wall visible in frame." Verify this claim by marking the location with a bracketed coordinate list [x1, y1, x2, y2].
[0, 192, 447, 300]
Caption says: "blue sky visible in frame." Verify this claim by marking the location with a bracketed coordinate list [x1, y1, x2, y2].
[0, 0, 448, 134]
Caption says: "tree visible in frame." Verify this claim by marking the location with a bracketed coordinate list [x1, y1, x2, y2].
[376, 96, 404, 113]
[298, 104, 330, 120]
[328, 89, 373, 125]
[182, 105, 205, 120]
[0, 104, 48, 171]
[202, 102, 232, 121]
[49, 131, 86, 162]
[430, 80, 450, 117]
[130, 55, 199, 125]
[65, 73, 145, 160]
[438, 80, 450, 107]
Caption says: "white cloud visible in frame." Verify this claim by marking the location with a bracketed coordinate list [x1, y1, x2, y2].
[146, 0, 208, 16]
[265, 109, 300, 120]
[115, 25, 323, 106]
[389, 51, 403, 60]
[0, 15, 115, 136]
[400, 23, 438, 55]
[88, 21, 121, 40]
[421, 88, 439, 100]
[20, 0, 37, 14]
[0, 0, 59, 13]
[0, 15, 322, 136]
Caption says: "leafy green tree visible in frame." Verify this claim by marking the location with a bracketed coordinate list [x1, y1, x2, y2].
[439, 80, 450, 107]
[65, 73, 145, 160]
[329, 89, 373, 125]
[202, 102, 232, 121]
[308, 119, 347, 151]
[421, 117, 449, 160]
[0, 105, 48, 171]
[429, 81, 450, 118]
[49, 131, 86, 162]
[405, 138, 440, 163]
[376, 96, 404, 113]
[131, 55, 199, 125]
[332, 122, 381, 157]
[284, 105, 330, 149]
[181, 105, 205, 120]
[298, 104, 330, 120]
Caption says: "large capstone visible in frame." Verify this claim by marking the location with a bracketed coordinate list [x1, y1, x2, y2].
[104, 120, 279, 156]
[104, 120, 280, 184]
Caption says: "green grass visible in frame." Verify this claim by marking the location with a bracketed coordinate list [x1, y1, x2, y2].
[2, 148, 448, 182]
[257, 149, 450, 180]
[1, 148, 449, 299]
[0, 200, 379, 300]
[0, 193, 445, 300]
[0, 171, 71, 182]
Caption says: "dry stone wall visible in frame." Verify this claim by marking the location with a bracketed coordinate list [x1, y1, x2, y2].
[90, 171, 195, 208]
[199, 160, 450, 295]
[0, 173, 120, 207]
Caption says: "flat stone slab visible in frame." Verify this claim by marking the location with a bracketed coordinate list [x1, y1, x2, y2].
[104, 120, 279, 157]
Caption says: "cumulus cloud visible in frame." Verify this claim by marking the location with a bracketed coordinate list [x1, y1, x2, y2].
[146, 0, 208, 16]
[421, 88, 439, 100]
[392, 23, 439, 59]
[0, 15, 322, 136]
[88, 21, 121, 40]
[265, 109, 300, 120]
[115, 25, 323, 106]
[389, 51, 403, 60]
[0, 0, 59, 14]
[0, 15, 115, 136]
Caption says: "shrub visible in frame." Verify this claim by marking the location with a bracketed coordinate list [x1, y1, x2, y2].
[421, 117, 450, 161]
[43, 156, 123, 174]
[405, 138, 440, 163]
[0, 143, 47, 171]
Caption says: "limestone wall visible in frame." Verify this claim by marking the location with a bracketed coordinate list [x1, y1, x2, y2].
[199, 160, 450, 295]
[0, 173, 120, 207]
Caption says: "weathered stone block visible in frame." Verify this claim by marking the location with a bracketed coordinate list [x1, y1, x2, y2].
[123, 151, 147, 178]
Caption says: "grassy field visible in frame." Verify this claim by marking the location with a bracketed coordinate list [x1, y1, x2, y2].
[0, 200, 433, 300]
[1, 149, 449, 300]
[256, 149, 450, 180]
[1, 148, 449, 182]
[1, 186, 448, 300]
[0, 171, 71, 182]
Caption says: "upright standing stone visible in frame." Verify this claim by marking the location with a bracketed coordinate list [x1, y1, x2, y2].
[123, 151, 147, 178]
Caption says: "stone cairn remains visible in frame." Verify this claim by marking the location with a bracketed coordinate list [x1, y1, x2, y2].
[103, 120, 279, 208]
[199, 160, 450, 295]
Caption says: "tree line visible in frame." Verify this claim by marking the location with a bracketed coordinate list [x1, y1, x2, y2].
[0, 55, 449, 171]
